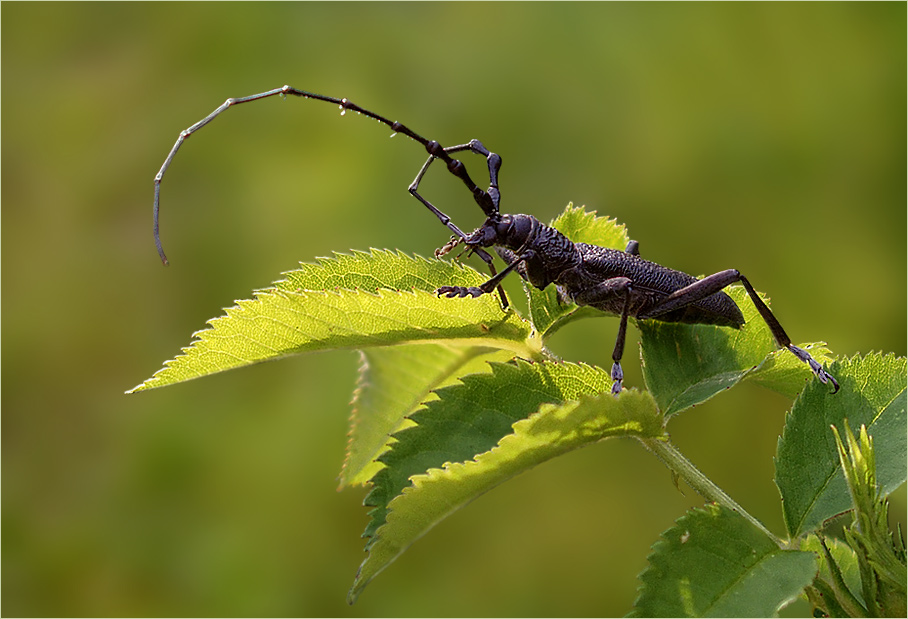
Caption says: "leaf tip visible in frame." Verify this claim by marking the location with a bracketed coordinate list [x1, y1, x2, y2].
[125, 377, 155, 394]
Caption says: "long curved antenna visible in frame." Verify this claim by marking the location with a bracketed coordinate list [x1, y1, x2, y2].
[153, 85, 502, 265]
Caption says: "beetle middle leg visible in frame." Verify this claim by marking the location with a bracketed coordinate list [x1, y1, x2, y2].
[610, 288, 633, 395]
[568, 276, 635, 394]
[642, 269, 839, 392]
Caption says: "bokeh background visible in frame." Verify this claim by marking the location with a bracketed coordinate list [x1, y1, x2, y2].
[3, 3, 905, 616]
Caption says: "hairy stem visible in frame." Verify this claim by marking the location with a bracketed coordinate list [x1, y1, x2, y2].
[638, 436, 784, 547]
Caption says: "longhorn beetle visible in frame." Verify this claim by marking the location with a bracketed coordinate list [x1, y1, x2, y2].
[153, 85, 839, 395]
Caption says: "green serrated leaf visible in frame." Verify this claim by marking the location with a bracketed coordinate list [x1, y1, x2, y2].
[341, 343, 514, 487]
[128, 252, 536, 392]
[631, 504, 817, 618]
[349, 388, 662, 603]
[361, 360, 615, 542]
[775, 353, 907, 539]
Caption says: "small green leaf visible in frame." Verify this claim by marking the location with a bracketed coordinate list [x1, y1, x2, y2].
[128, 251, 535, 392]
[631, 504, 817, 618]
[748, 342, 836, 398]
[831, 423, 907, 617]
[802, 534, 866, 610]
[775, 353, 907, 539]
[349, 388, 662, 603]
[549, 203, 630, 249]
[341, 343, 514, 487]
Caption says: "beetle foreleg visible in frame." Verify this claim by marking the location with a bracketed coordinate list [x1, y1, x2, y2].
[437, 249, 536, 303]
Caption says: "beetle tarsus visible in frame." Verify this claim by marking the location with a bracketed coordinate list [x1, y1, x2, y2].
[789, 345, 839, 393]
[437, 286, 484, 299]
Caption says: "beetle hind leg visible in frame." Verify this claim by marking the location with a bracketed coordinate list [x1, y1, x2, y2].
[644, 270, 839, 393]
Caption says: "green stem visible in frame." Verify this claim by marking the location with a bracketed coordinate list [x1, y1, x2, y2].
[638, 436, 784, 547]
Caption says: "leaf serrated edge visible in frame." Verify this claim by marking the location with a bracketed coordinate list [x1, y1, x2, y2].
[631, 504, 817, 617]
[775, 352, 907, 539]
[272, 248, 489, 294]
[128, 287, 537, 393]
[348, 388, 662, 603]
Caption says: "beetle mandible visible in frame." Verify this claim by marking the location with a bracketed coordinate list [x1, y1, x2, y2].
[152, 85, 839, 395]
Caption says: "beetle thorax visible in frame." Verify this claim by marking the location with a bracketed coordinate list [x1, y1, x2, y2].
[468, 214, 536, 250]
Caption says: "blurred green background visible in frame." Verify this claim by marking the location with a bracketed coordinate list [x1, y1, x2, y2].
[3, 3, 905, 616]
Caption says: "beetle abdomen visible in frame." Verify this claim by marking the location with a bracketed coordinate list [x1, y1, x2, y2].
[575, 244, 745, 328]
